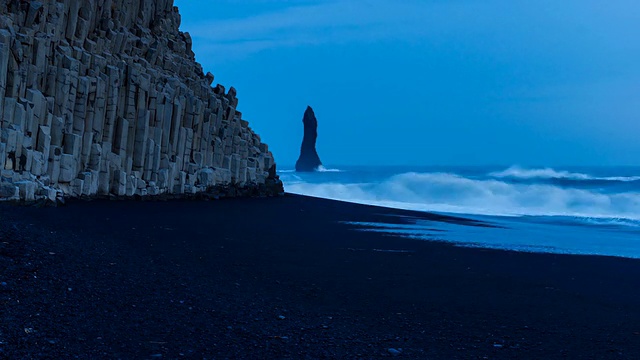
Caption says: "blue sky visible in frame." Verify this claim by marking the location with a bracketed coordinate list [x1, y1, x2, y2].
[174, 0, 640, 167]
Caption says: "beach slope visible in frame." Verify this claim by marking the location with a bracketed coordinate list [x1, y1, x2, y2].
[1, 195, 639, 359]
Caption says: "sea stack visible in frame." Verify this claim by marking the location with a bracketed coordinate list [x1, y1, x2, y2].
[295, 106, 322, 172]
[0, 0, 281, 203]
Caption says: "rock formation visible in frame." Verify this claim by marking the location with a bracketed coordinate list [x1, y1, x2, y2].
[295, 106, 322, 172]
[0, 0, 282, 203]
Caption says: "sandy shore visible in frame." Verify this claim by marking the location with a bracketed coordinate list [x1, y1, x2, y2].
[1, 194, 639, 359]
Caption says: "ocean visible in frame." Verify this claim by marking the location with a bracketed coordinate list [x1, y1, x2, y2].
[278, 165, 640, 259]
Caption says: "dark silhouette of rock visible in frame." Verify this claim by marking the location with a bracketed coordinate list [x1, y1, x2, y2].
[268, 164, 278, 179]
[265, 164, 285, 195]
[295, 106, 323, 172]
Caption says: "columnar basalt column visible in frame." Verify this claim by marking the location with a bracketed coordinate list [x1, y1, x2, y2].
[0, 0, 282, 202]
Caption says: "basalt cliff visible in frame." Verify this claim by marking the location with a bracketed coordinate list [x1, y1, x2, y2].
[295, 106, 322, 172]
[0, 0, 282, 203]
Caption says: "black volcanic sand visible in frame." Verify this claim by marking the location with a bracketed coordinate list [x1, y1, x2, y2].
[1, 195, 639, 359]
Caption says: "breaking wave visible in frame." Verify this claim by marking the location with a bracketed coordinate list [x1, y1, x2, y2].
[277, 166, 343, 173]
[316, 166, 344, 173]
[490, 166, 640, 183]
[283, 170, 640, 221]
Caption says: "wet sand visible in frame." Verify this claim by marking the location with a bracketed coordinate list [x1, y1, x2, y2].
[1, 194, 639, 359]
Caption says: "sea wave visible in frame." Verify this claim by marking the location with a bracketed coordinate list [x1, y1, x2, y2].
[283, 171, 640, 221]
[490, 166, 640, 183]
[316, 165, 343, 173]
[277, 166, 344, 173]
[536, 216, 640, 229]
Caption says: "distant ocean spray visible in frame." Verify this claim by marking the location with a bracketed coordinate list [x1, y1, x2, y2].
[279, 166, 640, 259]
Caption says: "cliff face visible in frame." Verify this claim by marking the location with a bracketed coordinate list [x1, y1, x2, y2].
[295, 106, 322, 172]
[0, 0, 281, 202]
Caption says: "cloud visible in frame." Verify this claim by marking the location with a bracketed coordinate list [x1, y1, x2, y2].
[182, 0, 435, 58]
[180, 0, 640, 78]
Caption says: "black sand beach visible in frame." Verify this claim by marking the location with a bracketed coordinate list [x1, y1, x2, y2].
[1, 194, 639, 359]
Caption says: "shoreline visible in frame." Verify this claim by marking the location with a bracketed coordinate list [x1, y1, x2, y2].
[1, 194, 639, 358]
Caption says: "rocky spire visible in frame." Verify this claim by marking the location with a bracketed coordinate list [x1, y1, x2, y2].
[295, 106, 322, 172]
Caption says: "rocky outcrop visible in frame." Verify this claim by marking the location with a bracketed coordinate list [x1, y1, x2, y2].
[0, 0, 282, 203]
[295, 106, 322, 172]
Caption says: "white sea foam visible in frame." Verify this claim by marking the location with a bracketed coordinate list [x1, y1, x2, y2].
[490, 166, 640, 182]
[300, 167, 640, 258]
[283, 171, 640, 221]
[489, 166, 591, 180]
[278, 166, 343, 173]
[316, 165, 343, 172]
[564, 217, 640, 228]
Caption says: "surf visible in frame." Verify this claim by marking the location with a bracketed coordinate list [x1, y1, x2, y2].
[279, 166, 640, 222]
